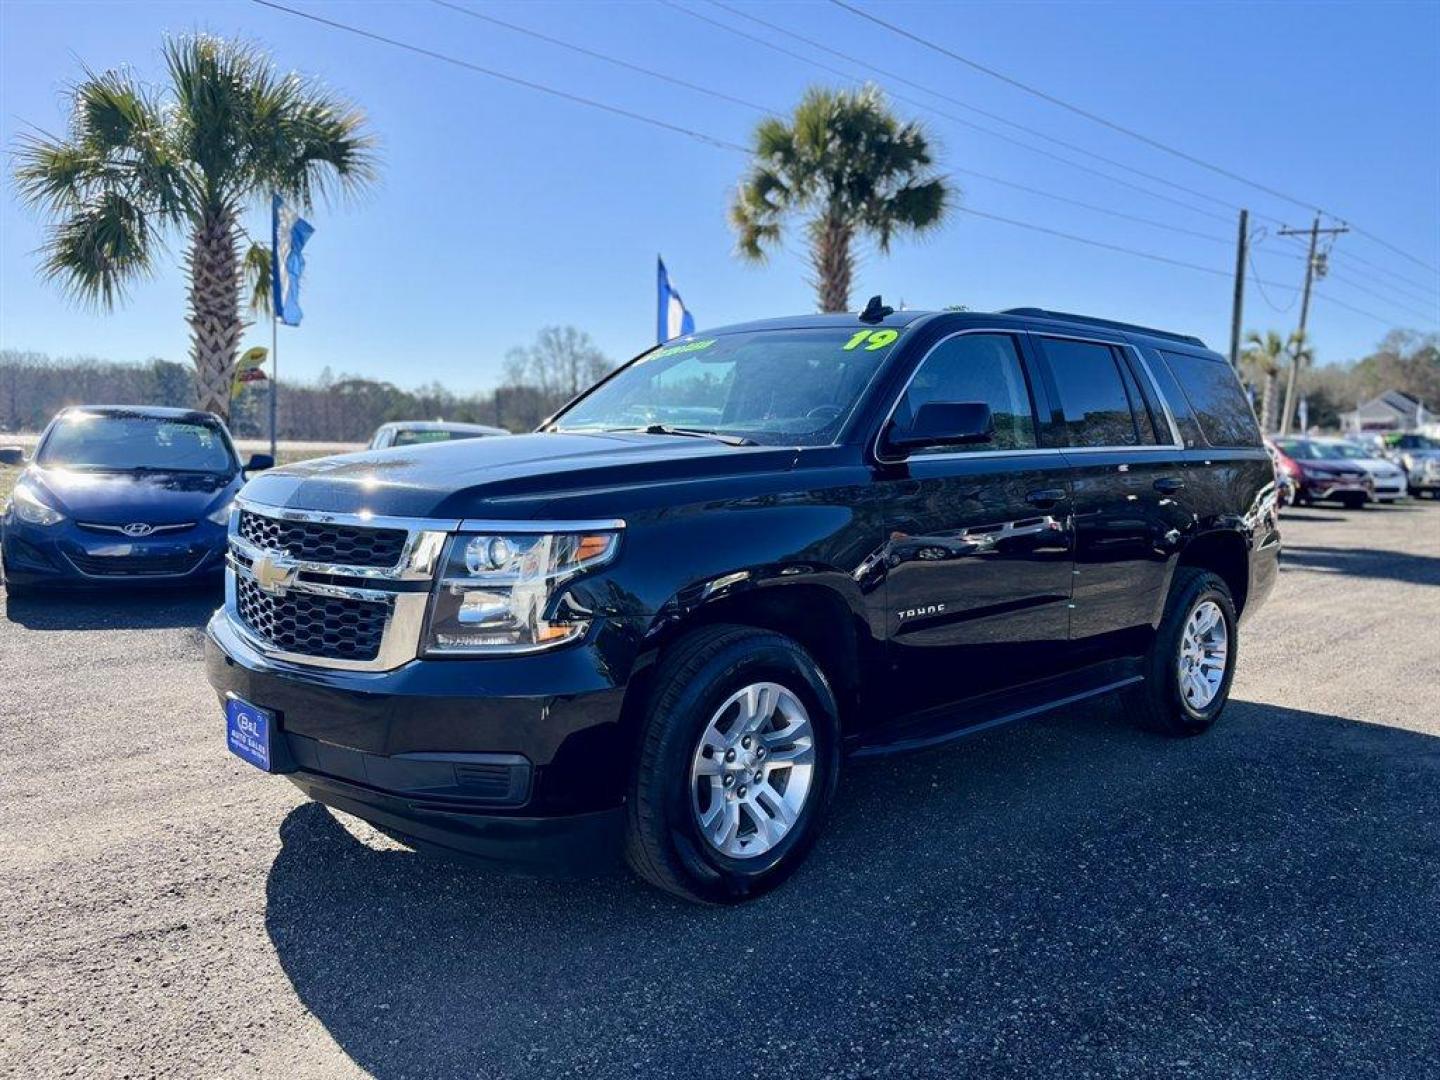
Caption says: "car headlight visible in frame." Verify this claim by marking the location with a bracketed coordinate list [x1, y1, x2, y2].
[423, 528, 622, 655]
[207, 499, 235, 526]
[11, 483, 65, 526]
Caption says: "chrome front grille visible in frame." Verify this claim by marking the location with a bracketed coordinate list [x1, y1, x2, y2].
[237, 509, 407, 568]
[224, 500, 456, 671]
[235, 576, 390, 661]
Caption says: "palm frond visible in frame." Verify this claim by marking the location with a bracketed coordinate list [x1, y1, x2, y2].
[243, 242, 273, 316]
[37, 190, 154, 310]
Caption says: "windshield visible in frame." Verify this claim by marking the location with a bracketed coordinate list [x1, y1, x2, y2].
[1276, 439, 1354, 461]
[38, 413, 236, 473]
[393, 429, 483, 446]
[551, 327, 905, 446]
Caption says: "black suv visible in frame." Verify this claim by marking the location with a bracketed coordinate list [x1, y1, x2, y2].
[207, 306, 1280, 903]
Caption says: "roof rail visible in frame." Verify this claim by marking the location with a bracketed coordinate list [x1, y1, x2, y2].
[999, 307, 1206, 348]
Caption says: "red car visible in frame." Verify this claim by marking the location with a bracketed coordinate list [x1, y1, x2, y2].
[1266, 437, 1374, 509]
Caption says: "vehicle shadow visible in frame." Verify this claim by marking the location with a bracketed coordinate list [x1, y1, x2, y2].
[1281, 544, 1440, 586]
[1, 582, 221, 630]
[263, 698, 1440, 1078]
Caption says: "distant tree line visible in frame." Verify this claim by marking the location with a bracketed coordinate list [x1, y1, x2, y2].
[0, 325, 617, 440]
[1245, 329, 1440, 431]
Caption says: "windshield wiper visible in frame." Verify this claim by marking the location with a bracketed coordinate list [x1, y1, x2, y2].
[637, 424, 756, 447]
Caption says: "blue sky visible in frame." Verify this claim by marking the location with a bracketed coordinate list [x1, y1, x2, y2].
[2, 0, 1437, 394]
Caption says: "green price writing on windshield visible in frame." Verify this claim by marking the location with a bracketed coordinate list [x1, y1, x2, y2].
[841, 329, 899, 352]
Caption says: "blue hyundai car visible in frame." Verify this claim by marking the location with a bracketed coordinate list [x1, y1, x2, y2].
[1, 406, 271, 595]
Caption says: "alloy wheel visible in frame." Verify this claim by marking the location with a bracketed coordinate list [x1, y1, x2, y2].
[1177, 599, 1229, 710]
[689, 681, 816, 859]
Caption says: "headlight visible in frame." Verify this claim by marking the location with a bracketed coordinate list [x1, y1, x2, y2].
[423, 528, 621, 655]
[207, 499, 235, 526]
[11, 483, 65, 526]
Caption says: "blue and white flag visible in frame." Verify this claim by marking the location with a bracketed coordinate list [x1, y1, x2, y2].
[656, 256, 695, 344]
[272, 194, 315, 327]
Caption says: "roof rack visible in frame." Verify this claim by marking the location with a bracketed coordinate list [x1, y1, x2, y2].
[999, 307, 1206, 348]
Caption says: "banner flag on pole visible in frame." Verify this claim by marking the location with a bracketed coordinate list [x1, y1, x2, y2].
[272, 194, 315, 327]
[656, 256, 695, 344]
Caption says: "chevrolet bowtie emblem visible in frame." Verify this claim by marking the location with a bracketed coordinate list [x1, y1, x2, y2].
[252, 552, 298, 595]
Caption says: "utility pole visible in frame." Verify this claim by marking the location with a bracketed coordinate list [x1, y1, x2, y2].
[1277, 214, 1348, 434]
[1228, 208, 1249, 369]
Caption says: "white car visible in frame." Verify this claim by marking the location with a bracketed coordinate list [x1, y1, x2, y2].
[1309, 438, 1409, 502]
[367, 421, 509, 450]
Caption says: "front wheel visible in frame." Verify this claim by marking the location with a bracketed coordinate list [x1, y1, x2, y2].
[1339, 492, 1367, 510]
[1136, 568, 1238, 736]
[625, 625, 841, 904]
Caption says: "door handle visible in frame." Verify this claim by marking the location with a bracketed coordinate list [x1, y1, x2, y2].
[1025, 488, 1066, 508]
[1154, 477, 1186, 494]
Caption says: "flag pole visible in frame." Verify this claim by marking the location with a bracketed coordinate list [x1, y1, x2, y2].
[269, 315, 278, 461]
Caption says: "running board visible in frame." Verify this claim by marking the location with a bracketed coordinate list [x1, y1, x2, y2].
[849, 660, 1144, 758]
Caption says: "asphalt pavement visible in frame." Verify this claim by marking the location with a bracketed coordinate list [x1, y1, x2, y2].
[2, 500, 1438, 1079]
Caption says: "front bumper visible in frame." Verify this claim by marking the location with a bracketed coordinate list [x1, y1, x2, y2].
[1299, 477, 1373, 502]
[1, 515, 227, 588]
[206, 609, 645, 870]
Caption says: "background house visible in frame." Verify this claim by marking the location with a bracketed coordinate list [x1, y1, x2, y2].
[1340, 390, 1433, 433]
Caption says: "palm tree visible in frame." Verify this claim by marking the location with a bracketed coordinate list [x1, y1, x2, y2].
[1241, 330, 1287, 433]
[730, 85, 950, 313]
[13, 36, 376, 420]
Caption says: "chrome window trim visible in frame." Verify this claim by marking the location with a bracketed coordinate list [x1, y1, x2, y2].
[1029, 331, 1184, 450]
[871, 328, 1045, 467]
[870, 327, 1187, 466]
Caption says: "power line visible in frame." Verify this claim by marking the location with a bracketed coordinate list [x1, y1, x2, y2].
[1349, 223, 1440, 276]
[249, 0, 749, 152]
[660, 0, 1236, 227]
[251, 0, 1431, 331]
[428, 0, 772, 115]
[703, 0, 1259, 222]
[828, 0, 1440, 279]
[829, 0, 1322, 214]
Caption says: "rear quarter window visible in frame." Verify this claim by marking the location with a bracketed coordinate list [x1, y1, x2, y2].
[1157, 350, 1262, 448]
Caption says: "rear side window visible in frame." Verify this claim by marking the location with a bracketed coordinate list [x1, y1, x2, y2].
[893, 333, 1037, 454]
[1158, 350, 1262, 448]
[1039, 337, 1144, 447]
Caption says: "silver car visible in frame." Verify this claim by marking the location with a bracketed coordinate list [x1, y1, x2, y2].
[1309, 438, 1410, 502]
[367, 421, 510, 450]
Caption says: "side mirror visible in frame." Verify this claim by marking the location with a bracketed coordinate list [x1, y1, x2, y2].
[0, 446, 25, 466]
[885, 402, 995, 454]
[243, 453, 274, 474]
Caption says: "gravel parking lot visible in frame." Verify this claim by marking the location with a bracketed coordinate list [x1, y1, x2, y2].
[2, 501, 1438, 1079]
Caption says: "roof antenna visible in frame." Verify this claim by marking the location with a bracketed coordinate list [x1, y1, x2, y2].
[858, 295, 893, 324]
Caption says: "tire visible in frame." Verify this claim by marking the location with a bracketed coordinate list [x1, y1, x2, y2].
[624, 624, 841, 904]
[1136, 567, 1238, 737]
[1339, 492, 1367, 510]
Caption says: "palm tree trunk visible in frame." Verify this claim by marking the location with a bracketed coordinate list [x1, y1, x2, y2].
[810, 217, 854, 313]
[1260, 369, 1279, 433]
[188, 206, 243, 421]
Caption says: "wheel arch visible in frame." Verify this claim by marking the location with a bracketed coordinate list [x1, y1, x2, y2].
[1174, 528, 1251, 616]
[619, 580, 873, 742]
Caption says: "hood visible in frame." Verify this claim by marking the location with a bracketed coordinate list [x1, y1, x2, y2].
[240, 432, 801, 519]
[1350, 457, 1405, 473]
[26, 467, 237, 524]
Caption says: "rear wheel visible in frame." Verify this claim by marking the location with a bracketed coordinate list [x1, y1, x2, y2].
[625, 624, 841, 904]
[1136, 567, 1238, 736]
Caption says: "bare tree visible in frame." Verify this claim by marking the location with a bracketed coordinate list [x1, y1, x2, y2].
[504, 326, 614, 407]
